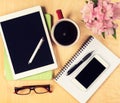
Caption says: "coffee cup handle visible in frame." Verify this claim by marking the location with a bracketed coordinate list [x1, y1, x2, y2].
[56, 9, 64, 19]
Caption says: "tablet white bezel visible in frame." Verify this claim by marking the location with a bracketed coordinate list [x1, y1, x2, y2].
[0, 6, 57, 79]
[71, 54, 109, 91]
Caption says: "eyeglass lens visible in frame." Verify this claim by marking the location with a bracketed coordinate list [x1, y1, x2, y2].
[16, 88, 30, 95]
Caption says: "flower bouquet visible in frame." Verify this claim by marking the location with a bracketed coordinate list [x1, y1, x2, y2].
[81, 0, 120, 39]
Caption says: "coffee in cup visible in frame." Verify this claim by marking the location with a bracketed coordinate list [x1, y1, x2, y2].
[51, 10, 80, 46]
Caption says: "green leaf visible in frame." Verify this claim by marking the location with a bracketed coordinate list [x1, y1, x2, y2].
[102, 32, 105, 39]
[92, 0, 98, 7]
[112, 29, 117, 39]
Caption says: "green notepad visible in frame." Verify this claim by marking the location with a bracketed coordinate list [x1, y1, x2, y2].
[4, 14, 53, 80]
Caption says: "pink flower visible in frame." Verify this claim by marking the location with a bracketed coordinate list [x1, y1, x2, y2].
[98, 0, 113, 20]
[112, 2, 120, 19]
[81, 0, 120, 37]
[81, 1, 94, 23]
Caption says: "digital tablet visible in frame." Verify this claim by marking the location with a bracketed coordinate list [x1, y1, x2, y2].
[0, 6, 57, 79]
[71, 54, 108, 91]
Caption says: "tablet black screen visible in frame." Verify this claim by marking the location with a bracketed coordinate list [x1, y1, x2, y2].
[1, 12, 54, 74]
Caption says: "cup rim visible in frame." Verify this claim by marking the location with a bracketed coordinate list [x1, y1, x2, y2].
[51, 18, 80, 47]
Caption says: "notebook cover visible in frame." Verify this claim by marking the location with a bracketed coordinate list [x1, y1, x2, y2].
[4, 14, 53, 80]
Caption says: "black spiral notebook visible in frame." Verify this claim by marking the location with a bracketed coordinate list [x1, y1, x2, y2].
[54, 36, 120, 103]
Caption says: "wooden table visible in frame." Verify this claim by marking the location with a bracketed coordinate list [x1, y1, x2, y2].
[0, 0, 120, 103]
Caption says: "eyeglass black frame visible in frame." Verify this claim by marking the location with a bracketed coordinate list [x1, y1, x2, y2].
[14, 84, 52, 95]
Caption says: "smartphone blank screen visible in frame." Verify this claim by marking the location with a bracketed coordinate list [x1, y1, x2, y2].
[75, 57, 106, 89]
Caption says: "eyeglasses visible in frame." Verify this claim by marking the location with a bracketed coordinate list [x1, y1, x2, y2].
[14, 84, 52, 95]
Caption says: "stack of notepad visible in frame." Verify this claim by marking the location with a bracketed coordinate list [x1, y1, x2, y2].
[0, 6, 58, 80]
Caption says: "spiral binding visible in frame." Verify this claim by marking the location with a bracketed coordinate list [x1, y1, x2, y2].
[55, 36, 94, 81]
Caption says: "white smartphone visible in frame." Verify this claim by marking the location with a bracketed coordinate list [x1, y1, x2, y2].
[71, 54, 108, 91]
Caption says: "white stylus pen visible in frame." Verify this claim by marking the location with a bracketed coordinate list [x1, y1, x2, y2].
[28, 37, 44, 64]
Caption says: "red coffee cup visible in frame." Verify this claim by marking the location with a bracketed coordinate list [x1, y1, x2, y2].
[51, 9, 80, 46]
